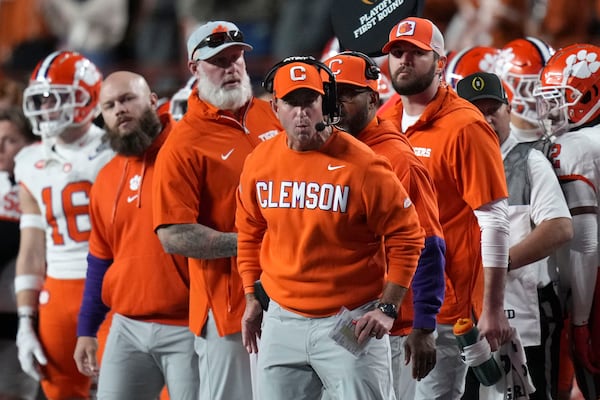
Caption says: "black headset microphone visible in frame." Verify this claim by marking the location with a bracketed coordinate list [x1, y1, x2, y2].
[315, 115, 340, 132]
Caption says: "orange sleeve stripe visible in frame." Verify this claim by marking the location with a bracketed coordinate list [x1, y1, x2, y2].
[558, 174, 597, 192]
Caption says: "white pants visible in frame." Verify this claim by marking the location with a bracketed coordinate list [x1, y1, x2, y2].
[390, 335, 417, 400]
[258, 301, 396, 400]
[98, 313, 198, 399]
[414, 323, 467, 400]
[194, 310, 253, 400]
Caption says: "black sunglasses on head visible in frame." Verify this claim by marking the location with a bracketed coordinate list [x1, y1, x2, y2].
[193, 30, 245, 56]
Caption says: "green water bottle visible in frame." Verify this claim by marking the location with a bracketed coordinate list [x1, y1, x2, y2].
[453, 318, 502, 386]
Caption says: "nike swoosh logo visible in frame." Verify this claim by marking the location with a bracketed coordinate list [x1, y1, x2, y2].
[327, 164, 346, 171]
[221, 148, 235, 160]
[127, 195, 138, 203]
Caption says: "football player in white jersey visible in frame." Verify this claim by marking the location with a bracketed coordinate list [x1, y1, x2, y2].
[534, 43, 600, 400]
[458, 71, 573, 400]
[13, 51, 114, 400]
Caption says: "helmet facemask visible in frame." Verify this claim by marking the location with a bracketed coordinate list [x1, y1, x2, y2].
[23, 83, 95, 139]
[504, 73, 541, 125]
[533, 85, 576, 137]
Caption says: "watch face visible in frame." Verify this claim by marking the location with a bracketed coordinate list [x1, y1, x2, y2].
[377, 303, 398, 318]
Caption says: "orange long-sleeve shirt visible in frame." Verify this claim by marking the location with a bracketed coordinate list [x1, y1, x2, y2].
[236, 129, 425, 317]
[358, 117, 445, 334]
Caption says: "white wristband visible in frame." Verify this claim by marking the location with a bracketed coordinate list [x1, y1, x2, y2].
[14, 274, 44, 294]
[17, 305, 37, 318]
[20, 214, 45, 230]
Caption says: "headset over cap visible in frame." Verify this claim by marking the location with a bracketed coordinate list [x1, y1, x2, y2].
[271, 62, 325, 99]
[324, 52, 380, 92]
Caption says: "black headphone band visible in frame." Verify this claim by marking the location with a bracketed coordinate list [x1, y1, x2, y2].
[262, 56, 340, 122]
[336, 51, 380, 81]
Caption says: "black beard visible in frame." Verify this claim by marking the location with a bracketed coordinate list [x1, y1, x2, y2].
[337, 106, 371, 136]
[104, 108, 161, 157]
[391, 62, 437, 96]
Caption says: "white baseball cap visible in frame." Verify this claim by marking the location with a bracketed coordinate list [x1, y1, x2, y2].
[187, 21, 253, 61]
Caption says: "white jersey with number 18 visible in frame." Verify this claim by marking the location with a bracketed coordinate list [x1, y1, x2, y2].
[14, 125, 114, 279]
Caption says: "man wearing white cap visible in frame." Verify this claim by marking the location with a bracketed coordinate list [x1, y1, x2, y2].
[379, 17, 513, 399]
[152, 21, 282, 400]
[237, 56, 424, 400]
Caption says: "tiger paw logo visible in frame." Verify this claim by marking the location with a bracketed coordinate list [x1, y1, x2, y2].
[396, 21, 415, 37]
[565, 49, 600, 79]
[129, 174, 141, 191]
[75, 59, 101, 86]
[212, 25, 229, 34]
[495, 49, 516, 77]
[479, 52, 500, 74]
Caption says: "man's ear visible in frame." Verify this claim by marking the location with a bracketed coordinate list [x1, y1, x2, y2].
[271, 97, 278, 114]
[150, 92, 159, 109]
[368, 90, 380, 109]
[437, 56, 447, 72]
[188, 60, 199, 76]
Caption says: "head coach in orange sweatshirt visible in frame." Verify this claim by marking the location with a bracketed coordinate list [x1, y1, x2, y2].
[236, 56, 425, 400]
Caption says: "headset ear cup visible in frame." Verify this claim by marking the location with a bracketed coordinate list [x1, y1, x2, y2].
[366, 65, 380, 81]
[262, 68, 275, 93]
[322, 81, 339, 122]
[338, 50, 380, 81]
[322, 84, 330, 117]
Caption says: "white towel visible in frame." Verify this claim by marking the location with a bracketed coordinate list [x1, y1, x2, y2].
[479, 328, 536, 400]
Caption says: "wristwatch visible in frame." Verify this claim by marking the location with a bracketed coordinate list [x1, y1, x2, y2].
[376, 302, 398, 319]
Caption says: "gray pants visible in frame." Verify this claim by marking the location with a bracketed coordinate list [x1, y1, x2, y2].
[390, 335, 417, 400]
[414, 324, 467, 400]
[194, 310, 253, 400]
[97, 313, 198, 400]
[259, 301, 395, 400]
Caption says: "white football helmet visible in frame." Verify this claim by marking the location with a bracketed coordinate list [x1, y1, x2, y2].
[169, 76, 197, 122]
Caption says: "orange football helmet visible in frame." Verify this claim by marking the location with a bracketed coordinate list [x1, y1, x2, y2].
[444, 46, 499, 89]
[533, 43, 600, 136]
[23, 51, 102, 139]
[495, 37, 554, 124]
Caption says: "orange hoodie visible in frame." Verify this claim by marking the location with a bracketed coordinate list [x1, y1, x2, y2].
[236, 129, 425, 317]
[88, 114, 189, 325]
[152, 89, 282, 336]
[380, 85, 508, 325]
